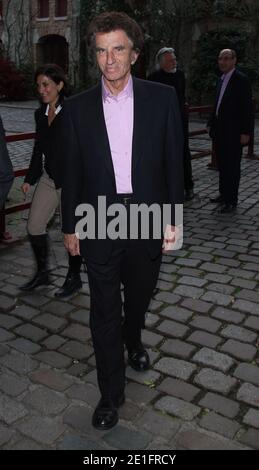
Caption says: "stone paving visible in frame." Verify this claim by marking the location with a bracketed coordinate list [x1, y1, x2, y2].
[0, 102, 259, 450]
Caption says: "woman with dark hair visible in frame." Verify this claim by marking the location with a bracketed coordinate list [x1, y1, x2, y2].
[20, 64, 82, 296]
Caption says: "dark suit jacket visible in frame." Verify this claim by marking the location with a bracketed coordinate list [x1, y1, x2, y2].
[61, 77, 184, 263]
[25, 104, 64, 188]
[0, 115, 14, 209]
[147, 69, 186, 116]
[208, 69, 253, 144]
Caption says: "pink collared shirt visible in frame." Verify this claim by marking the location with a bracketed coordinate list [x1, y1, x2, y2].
[102, 75, 134, 194]
[216, 68, 235, 116]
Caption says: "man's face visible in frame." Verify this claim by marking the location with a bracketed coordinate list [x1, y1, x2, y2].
[218, 50, 236, 74]
[160, 52, 177, 72]
[95, 29, 138, 82]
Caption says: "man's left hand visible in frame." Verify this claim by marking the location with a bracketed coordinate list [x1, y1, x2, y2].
[162, 224, 183, 252]
[64, 233, 80, 256]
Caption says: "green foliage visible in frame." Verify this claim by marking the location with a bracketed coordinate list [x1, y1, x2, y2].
[189, 27, 259, 104]
[170, 0, 214, 19]
[143, 0, 214, 47]
[212, 0, 251, 18]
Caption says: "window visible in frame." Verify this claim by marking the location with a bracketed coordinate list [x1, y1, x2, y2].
[38, 0, 49, 18]
[55, 0, 67, 17]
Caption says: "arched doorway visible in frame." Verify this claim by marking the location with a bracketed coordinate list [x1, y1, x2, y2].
[36, 35, 69, 72]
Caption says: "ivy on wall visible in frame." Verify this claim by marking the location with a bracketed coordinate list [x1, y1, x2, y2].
[189, 27, 259, 104]
[212, 0, 251, 18]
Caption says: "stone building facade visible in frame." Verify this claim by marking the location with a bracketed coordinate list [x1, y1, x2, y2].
[0, 0, 80, 85]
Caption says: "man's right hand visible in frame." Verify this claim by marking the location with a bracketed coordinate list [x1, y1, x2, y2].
[64, 233, 80, 256]
[21, 183, 30, 194]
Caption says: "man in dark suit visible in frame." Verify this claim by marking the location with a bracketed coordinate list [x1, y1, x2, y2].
[148, 47, 194, 201]
[61, 11, 183, 430]
[0, 115, 14, 210]
[208, 48, 253, 213]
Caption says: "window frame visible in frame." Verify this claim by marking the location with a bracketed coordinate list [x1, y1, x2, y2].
[55, 0, 68, 19]
[37, 0, 49, 19]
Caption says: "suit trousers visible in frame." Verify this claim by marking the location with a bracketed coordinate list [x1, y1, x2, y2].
[85, 238, 162, 402]
[215, 136, 242, 205]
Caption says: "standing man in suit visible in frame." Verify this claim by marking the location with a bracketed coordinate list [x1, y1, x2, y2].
[208, 49, 253, 213]
[61, 11, 183, 430]
[148, 47, 194, 201]
[0, 114, 14, 210]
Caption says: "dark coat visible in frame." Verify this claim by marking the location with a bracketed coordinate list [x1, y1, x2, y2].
[208, 69, 253, 145]
[25, 104, 64, 188]
[61, 77, 184, 263]
[147, 68, 186, 116]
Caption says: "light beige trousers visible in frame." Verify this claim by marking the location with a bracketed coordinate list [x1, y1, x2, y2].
[27, 171, 61, 236]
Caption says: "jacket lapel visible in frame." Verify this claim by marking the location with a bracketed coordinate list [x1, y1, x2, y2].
[90, 83, 116, 183]
[132, 77, 149, 171]
[89, 78, 150, 188]
[219, 69, 236, 109]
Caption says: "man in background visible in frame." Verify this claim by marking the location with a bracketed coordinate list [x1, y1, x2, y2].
[148, 47, 194, 201]
[208, 49, 253, 213]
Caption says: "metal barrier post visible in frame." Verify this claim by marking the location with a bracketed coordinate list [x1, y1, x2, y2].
[246, 99, 256, 159]
[0, 204, 12, 241]
[207, 140, 218, 170]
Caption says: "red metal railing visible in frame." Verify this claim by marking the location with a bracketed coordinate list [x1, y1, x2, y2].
[0, 132, 35, 241]
[186, 105, 217, 169]
[5, 132, 35, 143]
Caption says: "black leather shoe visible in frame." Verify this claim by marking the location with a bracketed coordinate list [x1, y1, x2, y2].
[219, 203, 237, 214]
[20, 271, 50, 291]
[55, 272, 82, 298]
[210, 195, 224, 203]
[128, 343, 150, 372]
[185, 189, 194, 201]
[92, 395, 125, 430]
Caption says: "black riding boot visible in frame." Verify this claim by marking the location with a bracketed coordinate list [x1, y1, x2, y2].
[55, 254, 82, 298]
[20, 233, 50, 291]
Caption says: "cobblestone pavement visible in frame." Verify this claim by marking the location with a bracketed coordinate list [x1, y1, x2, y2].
[0, 102, 259, 450]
